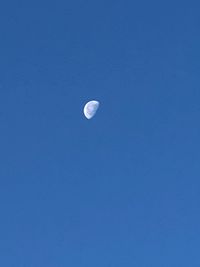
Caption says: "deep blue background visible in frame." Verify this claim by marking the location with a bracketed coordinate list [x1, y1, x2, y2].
[0, 0, 200, 266]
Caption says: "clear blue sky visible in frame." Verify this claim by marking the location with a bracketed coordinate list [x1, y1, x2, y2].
[0, 0, 200, 266]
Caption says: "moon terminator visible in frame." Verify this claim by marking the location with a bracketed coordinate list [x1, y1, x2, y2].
[83, 100, 100, 119]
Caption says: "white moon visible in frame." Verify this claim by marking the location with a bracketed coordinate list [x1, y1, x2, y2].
[83, 100, 100, 119]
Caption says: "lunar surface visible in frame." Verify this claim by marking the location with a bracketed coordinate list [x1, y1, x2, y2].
[83, 100, 100, 119]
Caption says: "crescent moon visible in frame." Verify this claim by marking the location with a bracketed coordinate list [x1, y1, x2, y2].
[83, 100, 100, 119]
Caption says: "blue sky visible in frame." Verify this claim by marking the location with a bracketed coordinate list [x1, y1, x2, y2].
[0, 0, 200, 266]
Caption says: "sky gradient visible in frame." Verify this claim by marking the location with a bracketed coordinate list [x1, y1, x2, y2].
[0, 0, 200, 266]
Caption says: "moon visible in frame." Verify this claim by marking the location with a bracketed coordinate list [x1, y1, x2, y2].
[83, 100, 100, 119]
